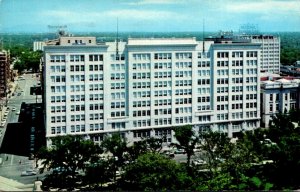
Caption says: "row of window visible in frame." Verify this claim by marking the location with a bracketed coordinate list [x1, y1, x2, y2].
[133, 120, 151, 128]
[176, 80, 192, 86]
[132, 82, 150, 89]
[89, 103, 104, 110]
[111, 64, 125, 71]
[175, 98, 192, 104]
[111, 73, 125, 80]
[133, 63, 151, 70]
[51, 86, 66, 93]
[71, 114, 85, 121]
[89, 74, 103, 81]
[51, 116, 66, 123]
[89, 64, 103, 71]
[175, 89, 192, 95]
[70, 75, 85, 82]
[132, 53, 150, 61]
[51, 96, 66, 103]
[70, 65, 85, 72]
[51, 126, 66, 134]
[155, 89, 172, 97]
[154, 81, 170, 88]
[111, 111, 126, 117]
[198, 105, 211, 111]
[70, 85, 85, 92]
[111, 83, 125, 89]
[133, 72, 150, 79]
[70, 105, 85, 112]
[70, 95, 85, 102]
[133, 91, 151, 98]
[111, 102, 125, 109]
[155, 118, 172, 125]
[154, 62, 171, 69]
[154, 72, 172, 78]
[133, 100, 151, 107]
[89, 84, 103, 91]
[133, 110, 151, 117]
[50, 76, 66, 83]
[198, 70, 210, 76]
[175, 107, 192, 114]
[90, 123, 104, 131]
[198, 79, 210, 85]
[198, 96, 210, 103]
[89, 94, 104, 101]
[71, 125, 85, 133]
[176, 116, 192, 124]
[51, 106, 66, 113]
[175, 71, 192, 77]
[50, 65, 66, 72]
[90, 113, 104, 120]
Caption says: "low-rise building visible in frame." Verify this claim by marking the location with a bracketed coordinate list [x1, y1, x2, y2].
[261, 78, 300, 127]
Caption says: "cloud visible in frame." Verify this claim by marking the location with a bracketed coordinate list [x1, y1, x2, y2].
[125, 0, 185, 5]
[105, 9, 185, 20]
[43, 9, 186, 24]
[225, 0, 300, 14]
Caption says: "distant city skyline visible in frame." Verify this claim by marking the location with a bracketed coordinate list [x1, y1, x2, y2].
[0, 0, 299, 33]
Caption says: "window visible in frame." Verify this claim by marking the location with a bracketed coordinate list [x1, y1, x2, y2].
[89, 54, 104, 61]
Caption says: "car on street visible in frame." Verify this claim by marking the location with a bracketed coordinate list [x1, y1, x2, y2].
[15, 111, 20, 115]
[12, 107, 16, 111]
[174, 148, 185, 154]
[17, 93, 22, 96]
[21, 170, 37, 176]
[192, 159, 207, 165]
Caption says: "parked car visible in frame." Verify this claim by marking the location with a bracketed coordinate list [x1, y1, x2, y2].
[174, 148, 185, 154]
[192, 159, 207, 165]
[21, 170, 37, 176]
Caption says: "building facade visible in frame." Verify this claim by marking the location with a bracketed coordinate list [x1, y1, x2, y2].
[236, 35, 280, 74]
[44, 36, 261, 145]
[261, 78, 300, 128]
[0, 50, 10, 99]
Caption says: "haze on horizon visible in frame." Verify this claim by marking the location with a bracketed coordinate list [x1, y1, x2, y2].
[0, 0, 299, 33]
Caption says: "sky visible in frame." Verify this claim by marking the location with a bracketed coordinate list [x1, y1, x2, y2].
[0, 0, 299, 33]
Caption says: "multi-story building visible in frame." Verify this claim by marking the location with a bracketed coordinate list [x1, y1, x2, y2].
[43, 36, 261, 145]
[261, 78, 300, 127]
[235, 35, 280, 74]
[0, 50, 10, 99]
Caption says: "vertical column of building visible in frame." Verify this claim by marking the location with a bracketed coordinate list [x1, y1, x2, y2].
[194, 48, 212, 132]
[152, 52, 172, 142]
[87, 52, 105, 144]
[213, 49, 230, 135]
[44, 52, 67, 140]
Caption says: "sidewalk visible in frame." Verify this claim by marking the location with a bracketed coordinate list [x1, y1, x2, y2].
[0, 176, 34, 191]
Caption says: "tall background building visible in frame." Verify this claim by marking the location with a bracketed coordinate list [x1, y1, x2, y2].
[0, 50, 11, 99]
[43, 36, 261, 145]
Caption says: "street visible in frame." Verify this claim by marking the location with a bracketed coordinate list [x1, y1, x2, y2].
[0, 73, 44, 184]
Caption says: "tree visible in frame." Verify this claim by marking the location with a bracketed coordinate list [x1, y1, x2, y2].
[84, 158, 114, 190]
[173, 125, 198, 169]
[122, 152, 191, 191]
[264, 112, 300, 189]
[101, 133, 128, 167]
[36, 135, 102, 190]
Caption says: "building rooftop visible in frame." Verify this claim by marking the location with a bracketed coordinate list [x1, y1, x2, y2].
[127, 37, 198, 46]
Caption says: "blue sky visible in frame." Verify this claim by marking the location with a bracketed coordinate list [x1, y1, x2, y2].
[0, 0, 299, 33]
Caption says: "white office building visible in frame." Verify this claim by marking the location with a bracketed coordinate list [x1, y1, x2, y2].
[261, 78, 300, 128]
[43, 36, 261, 145]
[235, 35, 280, 74]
